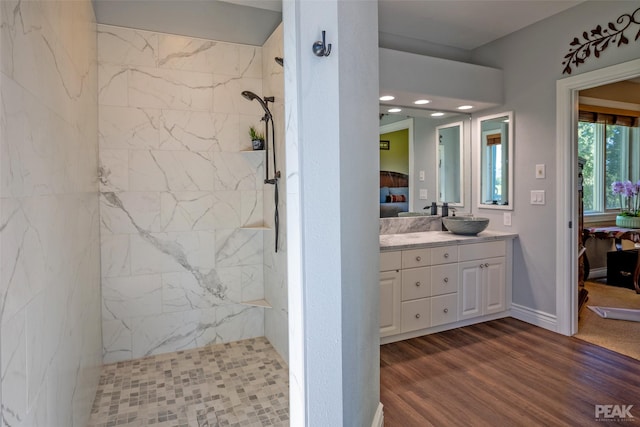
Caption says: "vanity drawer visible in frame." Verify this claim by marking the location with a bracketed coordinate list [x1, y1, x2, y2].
[401, 299, 431, 332]
[401, 267, 431, 300]
[431, 245, 458, 265]
[402, 248, 431, 269]
[459, 241, 505, 262]
[431, 294, 458, 327]
[380, 251, 402, 272]
[431, 264, 458, 296]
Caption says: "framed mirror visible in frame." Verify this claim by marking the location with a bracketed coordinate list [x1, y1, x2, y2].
[379, 106, 470, 217]
[436, 121, 464, 206]
[477, 111, 514, 210]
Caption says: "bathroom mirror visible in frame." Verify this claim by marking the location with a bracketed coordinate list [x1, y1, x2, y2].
[477, 111, 513, 210]
[379, 106, 471, 217]
[436, 121, 463, 206]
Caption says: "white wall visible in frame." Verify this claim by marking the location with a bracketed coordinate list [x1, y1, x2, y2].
[471, 1, 640, 317]
[0, 1, 102, 425]
[284, 0, 380, 424]
[97, 24, 267, 362]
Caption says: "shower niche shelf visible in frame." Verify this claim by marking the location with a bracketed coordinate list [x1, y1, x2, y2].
[240, 224, 271, 230]
[241, 298, 272, 308]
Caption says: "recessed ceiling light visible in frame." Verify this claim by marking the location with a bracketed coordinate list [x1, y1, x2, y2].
[388, 108, 402, 113]
[414, 99, 430, 105]
[458, 105, 473, 110]
[431, 112, 444, 117]
[379, 95, 395, 101]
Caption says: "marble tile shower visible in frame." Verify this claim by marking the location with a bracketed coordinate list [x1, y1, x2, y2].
[1, 1, 102, 426]
[98, 25, 271, 363]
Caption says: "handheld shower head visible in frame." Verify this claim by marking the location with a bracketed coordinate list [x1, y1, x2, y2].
[241, 91, 272, 119]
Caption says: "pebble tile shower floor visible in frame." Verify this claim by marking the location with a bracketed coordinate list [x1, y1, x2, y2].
[87, 337, 289, 427]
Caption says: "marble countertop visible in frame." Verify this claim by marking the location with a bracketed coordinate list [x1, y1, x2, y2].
[380, 230, 518, 251]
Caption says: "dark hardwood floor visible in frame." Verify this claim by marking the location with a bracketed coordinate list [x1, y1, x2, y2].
[380, 317, 640, 426]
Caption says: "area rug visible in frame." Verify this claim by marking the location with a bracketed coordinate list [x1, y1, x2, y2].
[575, 281, 640, 360]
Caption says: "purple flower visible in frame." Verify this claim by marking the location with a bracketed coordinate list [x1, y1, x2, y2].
[612, 181, 625, 194]
[623, 180, 636, 197]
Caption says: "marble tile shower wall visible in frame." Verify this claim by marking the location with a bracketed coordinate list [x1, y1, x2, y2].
[98, 24, 267, 363]
[1, 1, 102, 426]
[261, 24, 289, 363]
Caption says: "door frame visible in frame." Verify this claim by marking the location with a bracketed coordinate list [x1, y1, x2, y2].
[555, 58, 640, 335]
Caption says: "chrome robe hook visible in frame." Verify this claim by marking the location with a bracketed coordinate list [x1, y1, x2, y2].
[312, 30, 332, 57]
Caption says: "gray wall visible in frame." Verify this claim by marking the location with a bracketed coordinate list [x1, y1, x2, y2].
[471, 1, 640, 315]
[0, 1, 102, 425]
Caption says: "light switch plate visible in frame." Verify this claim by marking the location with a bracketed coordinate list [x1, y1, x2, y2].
[536, 164, 545, 179]
[530, 190, 545, 205]
[503, 212, 512, 226]
[419, 189, 428, 200]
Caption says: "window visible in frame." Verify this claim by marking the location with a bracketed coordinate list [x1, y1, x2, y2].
[578, 110, 640, 215]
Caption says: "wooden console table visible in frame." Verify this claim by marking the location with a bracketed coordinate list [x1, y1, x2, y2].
[583, 226, 640, 294]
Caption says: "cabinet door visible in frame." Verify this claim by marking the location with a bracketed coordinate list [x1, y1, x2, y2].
[380, 270, 401, 337]
[484, 257, 506, 315]
[401, 267, 431, 301]
[431, 293, 458, 326]
[431, 264, 458, 296]
[458, 260, 482, 320]
[401, 299, 430, 333]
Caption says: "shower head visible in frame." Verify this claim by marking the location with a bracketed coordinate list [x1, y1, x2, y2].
[241, 90, 272, 119]
[275, 57, 284, 67]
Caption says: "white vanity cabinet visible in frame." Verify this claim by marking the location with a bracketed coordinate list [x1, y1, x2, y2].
[380, 245, 459, 336]
[379, 233, 514, 344]
[379, 252, 402, 337]
[458, 241, 506, 320]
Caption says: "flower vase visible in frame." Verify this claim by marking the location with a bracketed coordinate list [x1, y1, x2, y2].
[615, 215, 640, 229]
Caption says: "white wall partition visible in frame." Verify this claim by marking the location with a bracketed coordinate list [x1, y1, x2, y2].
[284, 0, 380, 425]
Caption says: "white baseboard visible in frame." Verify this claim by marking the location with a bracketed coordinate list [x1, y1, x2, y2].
[510, 304, 558, 332]
[371, 402, 384, 427]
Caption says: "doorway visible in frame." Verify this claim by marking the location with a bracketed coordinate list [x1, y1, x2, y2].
[556, 58, 640, 337]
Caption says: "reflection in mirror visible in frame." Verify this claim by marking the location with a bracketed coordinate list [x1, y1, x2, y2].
[379, 106, 470, 218]
[477, 111, 513, 210]
[436, 122, 463, 206]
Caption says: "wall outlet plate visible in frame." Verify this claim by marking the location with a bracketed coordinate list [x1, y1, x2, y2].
[419, 170, 425, 181]
[536, 164, 545, 179]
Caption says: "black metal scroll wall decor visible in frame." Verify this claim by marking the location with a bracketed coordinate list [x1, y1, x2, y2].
[562, 7, 640, 75]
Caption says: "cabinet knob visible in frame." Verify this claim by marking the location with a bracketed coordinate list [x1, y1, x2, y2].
[484, 263, 489, 267]
[443, 277, 449, 283]
[415, 313, 421, 319]
[416, 256, 422, 262]
[480, 264, 484, 269]
[443, 308, 448, 313]
[415, 281, 421, 287]
[444, 253, 449, 258]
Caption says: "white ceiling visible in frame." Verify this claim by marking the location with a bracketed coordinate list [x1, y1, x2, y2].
[378, 0, 583, 51]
